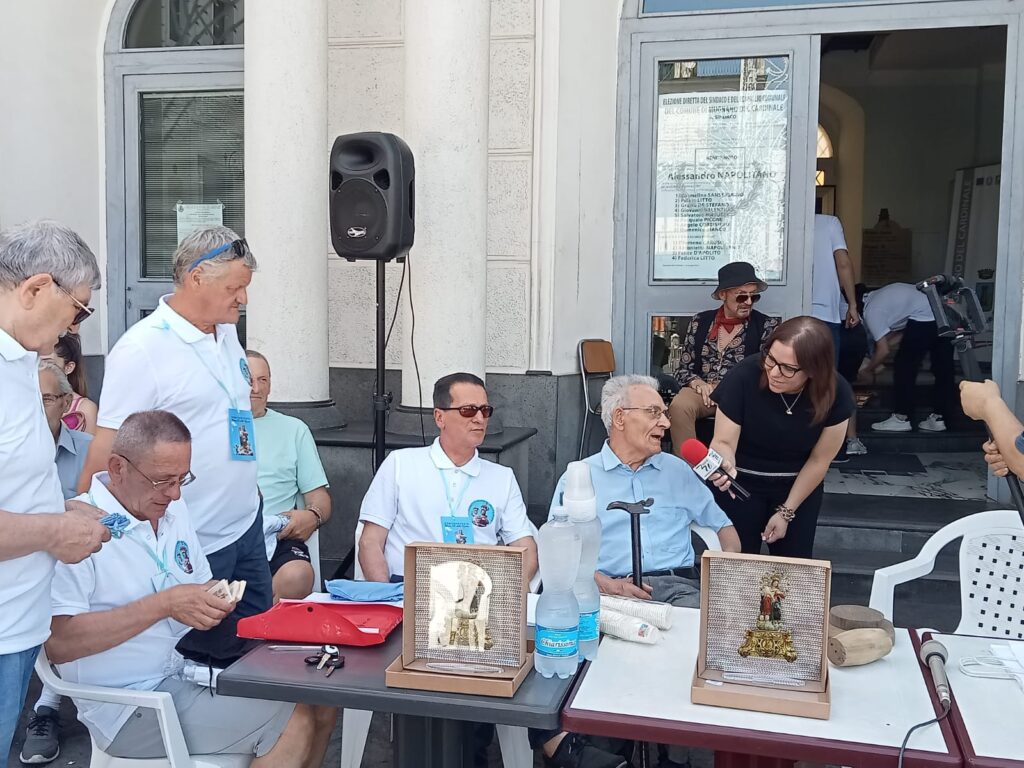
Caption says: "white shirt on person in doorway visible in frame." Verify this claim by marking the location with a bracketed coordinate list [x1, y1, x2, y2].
[358, 438, 534, 578]
[0, 327, 65, 655]
[96, 295, 259, 554]
[811, 214, 848, 324]
[863, 282, 935, 341]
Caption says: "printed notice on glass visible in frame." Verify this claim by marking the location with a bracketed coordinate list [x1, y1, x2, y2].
[653, 89, 789, 282]
[175, 202, 224, 244]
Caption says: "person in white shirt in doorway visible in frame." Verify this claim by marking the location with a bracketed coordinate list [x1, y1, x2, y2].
[78, 226, 270, 662]
[358, 372, 538, 583]
[0, 220, 110, 761]
[50, 410, 335, 766]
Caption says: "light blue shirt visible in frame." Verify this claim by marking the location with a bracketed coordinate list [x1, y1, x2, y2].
[549, 442, 732, 578]
[55, 425, 93, 501]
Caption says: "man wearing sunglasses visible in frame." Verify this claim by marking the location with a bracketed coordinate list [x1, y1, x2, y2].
[668, 261, 780, 455]
[0, 220, 111, 760]
[359, 372, 538, 583]
[78, 226, 271, 663]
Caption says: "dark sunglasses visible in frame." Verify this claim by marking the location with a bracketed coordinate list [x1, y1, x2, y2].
[51, 277, 94, 326]
[188, 238, 250, 272]
[438, 405, 495, 419]
[733, 292, 762, 304]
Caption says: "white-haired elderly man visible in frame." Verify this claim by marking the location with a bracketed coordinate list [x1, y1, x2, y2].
[79, 226, 269, 661]
[0, 220, 110, 759]
[51, 410, 336, 767]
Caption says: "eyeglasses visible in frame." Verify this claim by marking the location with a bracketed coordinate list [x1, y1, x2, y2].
[764, 351, 802, 378]
[438, 405, 495, 418]
[621, 405, 671, 420]
[51, 277, 94, 326]
[187, 238, 250, 273]
[733, 293, 762, 305]
[117, 454, 196, 491]
[41, 393, 70, 406]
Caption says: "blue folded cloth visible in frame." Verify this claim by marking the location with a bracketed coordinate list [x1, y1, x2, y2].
[325, 579, 404, 602]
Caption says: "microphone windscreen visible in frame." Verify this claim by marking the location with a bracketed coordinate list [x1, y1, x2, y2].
[919, 639, 948, 665]
[680, 439, 709, 467]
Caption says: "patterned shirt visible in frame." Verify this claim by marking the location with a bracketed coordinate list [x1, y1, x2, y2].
[674, 312, 780, 388]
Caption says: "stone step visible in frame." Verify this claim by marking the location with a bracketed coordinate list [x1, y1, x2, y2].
[854, 428, 986, 453]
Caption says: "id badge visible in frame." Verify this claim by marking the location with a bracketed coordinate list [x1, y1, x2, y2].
[228, 408, 257, 461]
[441, 516, 474, 545]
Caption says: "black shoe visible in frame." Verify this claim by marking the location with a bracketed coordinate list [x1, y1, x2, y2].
[20, 707, 60, 765]
[549, 733, 629, 768]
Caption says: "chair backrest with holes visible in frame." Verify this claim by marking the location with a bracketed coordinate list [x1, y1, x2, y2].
[958, 526, 1024, 639]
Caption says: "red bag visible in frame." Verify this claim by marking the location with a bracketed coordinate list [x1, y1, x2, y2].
[236, 600, 403, 647]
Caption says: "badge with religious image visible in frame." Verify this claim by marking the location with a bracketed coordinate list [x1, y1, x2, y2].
[738, 570, 797, 662]
[468, 499, 493, 528]
[174, 540, 194, 574]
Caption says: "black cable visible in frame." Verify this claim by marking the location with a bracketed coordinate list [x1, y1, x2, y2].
[897, 702, 950, 768]
[405, 252, 426, 446]
[370, 260, 408, 471]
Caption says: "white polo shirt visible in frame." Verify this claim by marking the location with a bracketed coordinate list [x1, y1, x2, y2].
[359, 438, 534, 577]
[811, 214, 848, 324]
[51, 473, 211, 747]
[97, 296, 259, 554]
[0, 327, 64, 655]
[863, 282, 935, 342]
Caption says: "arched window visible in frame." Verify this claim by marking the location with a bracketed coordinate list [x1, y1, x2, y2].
[817, 124, 834, 159]
[125, 0, 244, 48]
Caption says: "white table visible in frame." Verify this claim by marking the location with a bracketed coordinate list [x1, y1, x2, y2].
[562, 607, 961, 768]
[929, 632, 1024, 768]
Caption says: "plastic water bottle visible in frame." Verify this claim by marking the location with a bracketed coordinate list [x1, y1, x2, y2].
[564, 461, 602, 661]
[535, 506, 581, 678]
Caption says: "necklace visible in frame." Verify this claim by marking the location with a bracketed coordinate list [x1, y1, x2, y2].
[779, 390, 803, 415]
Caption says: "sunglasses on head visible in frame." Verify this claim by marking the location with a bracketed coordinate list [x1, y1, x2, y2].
[187, 238, 250, 273]
[733, 292, 762, 304]
[51, 277, 94, 326]
[438, 405, 495, 418]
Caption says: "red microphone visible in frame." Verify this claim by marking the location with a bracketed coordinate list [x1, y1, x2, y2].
[680, 439, 750, 501]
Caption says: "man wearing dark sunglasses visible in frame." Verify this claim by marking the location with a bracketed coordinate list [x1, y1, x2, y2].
[0, 220, 110, 760]
[668, 261, 780, 455]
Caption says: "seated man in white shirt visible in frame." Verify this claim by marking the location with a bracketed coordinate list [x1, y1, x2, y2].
[47, 410, 335, 766]
[358, 372, 538, 582]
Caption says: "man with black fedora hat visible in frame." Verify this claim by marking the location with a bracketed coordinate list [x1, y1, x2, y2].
[668, 261, 779, 454]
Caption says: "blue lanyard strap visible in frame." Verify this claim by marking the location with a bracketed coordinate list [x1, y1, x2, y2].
[124, 527, 171, 575]
[437, 467, 472, 517]
[157, 321, 239, 409]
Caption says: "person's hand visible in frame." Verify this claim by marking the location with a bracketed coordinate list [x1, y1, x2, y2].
[595, 572, 653, 600]
[278, 509, 318, 542]
[691, 379, 716, 408]
[162, 584, 234, 630]
[710, 451, 735, 494]
[960, 380, 1001, 421]
[762, 513, 789, 545]
[47, 504, 111, 564]
[983, 439, 1009, 477]
[845, 307, 861, 328]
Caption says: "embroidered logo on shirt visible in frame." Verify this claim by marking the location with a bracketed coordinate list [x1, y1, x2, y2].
[240, 358, 252, 386]
[468, 499, 494, 527]
[174, 540, 194, 574]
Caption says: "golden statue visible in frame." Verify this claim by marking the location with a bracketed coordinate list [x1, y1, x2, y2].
[739, 571, 797, 662]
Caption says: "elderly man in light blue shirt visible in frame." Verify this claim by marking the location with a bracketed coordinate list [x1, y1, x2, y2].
[550, 374, 741, 606]
[39, 359, 93, 500]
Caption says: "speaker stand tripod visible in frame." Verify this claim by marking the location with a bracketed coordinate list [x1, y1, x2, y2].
[373, 258, 392, 470]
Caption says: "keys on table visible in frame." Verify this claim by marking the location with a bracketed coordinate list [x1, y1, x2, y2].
[305, 645, 344, 678]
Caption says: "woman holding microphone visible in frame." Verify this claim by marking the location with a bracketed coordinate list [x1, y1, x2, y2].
[708, 316, 854, 558]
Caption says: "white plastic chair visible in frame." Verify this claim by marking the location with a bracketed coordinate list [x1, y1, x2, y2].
[691, 523, 722, 552]
[342, 522, 536, 768]
[869, 509, 1024, 637]
[34, 648, 250, 768]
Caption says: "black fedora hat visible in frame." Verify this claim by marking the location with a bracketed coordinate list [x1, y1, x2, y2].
[712, 261, 768, 299]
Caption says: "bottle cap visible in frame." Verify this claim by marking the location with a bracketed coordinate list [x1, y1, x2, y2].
[549, 505, 569, 521]
[563, 461, 597, 522]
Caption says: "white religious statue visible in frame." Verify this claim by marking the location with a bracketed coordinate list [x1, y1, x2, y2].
[427, 561, 493, 651]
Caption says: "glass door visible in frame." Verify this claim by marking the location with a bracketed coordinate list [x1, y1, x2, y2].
[121, 72, 244, 331]
[623, 36, 818, 377]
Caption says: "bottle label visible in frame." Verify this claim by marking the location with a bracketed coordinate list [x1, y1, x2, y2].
[578, 610, 599, 642]
[535, 624, 579, 657]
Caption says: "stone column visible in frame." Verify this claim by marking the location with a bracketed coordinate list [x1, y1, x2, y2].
[398, 0, 491, 411]
[244, 0, 341, 427]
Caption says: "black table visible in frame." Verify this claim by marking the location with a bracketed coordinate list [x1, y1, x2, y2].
[218, 631, 575, 767]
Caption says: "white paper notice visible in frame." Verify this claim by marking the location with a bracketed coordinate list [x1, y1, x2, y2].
[175, 202, 223, 244]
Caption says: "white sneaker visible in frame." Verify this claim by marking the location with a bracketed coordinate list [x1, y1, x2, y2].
[918, 413, 947, 432]
[872, 414, 911, 432]
[846, 437, 867, 455]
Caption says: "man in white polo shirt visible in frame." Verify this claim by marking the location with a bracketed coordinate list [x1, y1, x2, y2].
[358, 371, 538, 583]
[79, 226, 269, 659]
[0, 220, 110, 759]
[51, 411, 335, 766]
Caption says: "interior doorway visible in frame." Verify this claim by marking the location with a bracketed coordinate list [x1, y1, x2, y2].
[816, 25, 1006, 502]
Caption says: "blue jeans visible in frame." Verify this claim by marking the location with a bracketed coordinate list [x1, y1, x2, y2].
[0, 646, 41, 759]
[826, 321, 842, 364]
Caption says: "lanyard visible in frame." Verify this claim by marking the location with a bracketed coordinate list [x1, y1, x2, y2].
[157, 320, 238, 409]
[437, 467, 472, 517]
[123, 527, 173, 577]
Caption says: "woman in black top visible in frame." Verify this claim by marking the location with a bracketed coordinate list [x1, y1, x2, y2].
[709, 316, 854, 558]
